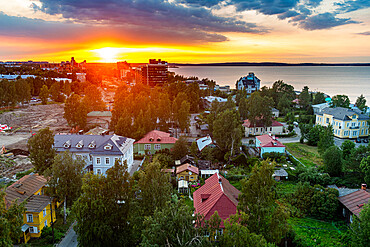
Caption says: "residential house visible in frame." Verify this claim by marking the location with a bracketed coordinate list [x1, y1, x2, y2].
[338, 185, 370, 224]
[134, 130, 178, 155]
[272, 168, 288, 181]
[235, 72, 260, 93]
[176, 163, 199, 182]
[193, 173, 240, 229]
[202, 96, 228, 109]
[54, 134, 135, 175]
[86, 111, 112, 129]
[272, 108, 280, 118]
[180, 155, 196, 166]
[312, 102, 330, 114]
[315, 107, 369, 139]
[196, 135, 214, 151]
[256, 134, 286, 158]
[243, 119, 284, 137]
[5, 174, 59, 243]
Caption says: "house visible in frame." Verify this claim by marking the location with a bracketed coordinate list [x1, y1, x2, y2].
[176, 163, 199, 182]
[86, 111, 112, 129]
[85, 126, 109, 135]
[200, 170, 220, 178]
[196, 135, 214, 151]
[193, 173, 240, 229]
[178, 180, 189, 194]
[315, 107, 369, 139]
[272, 168, 288, 181]
[54, 134, 135, 175]
[255, 134, 286, 158]
[272, 108, 280, 118]
[180, 155, 196, 166]
[202, 96, 228, 109]
[243, 119, 284, 137]
[338, 185, 370, 224]
[312, 102, 330, 114]
[5, 174, 59, 243]
[235, 72, 260, 93]
[134, 130, 178, 155]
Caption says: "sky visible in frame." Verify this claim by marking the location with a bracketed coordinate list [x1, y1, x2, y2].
[0, 0, 369, 63]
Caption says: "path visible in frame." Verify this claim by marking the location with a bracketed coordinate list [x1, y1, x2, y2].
[58, 223, 77, 247]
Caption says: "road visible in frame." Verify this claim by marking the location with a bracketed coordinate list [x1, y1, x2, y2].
[58, 224, 77, 247]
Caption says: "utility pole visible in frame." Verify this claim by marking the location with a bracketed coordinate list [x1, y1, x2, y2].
[50, 198, 55, 244]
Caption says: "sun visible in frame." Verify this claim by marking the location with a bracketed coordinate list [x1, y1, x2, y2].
[93, 47, 121, 62]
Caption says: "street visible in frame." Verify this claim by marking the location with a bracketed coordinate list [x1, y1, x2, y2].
[57, 223, 77, 247]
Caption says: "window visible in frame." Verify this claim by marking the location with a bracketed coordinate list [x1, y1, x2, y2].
[270, 127, 272, 131]
[366, 129, 368, 134]
[343, 208, 346, 217]
[362, 129, 364, 135]
[347, 123, 349, 127]
[105, 158, 110, 164]
[89, 155, 92, 161]
[350, 215, 353, 223]
[190, 176, 194, 180]
[30, 226, 38, 234]
[96, 157, 101, 164]
[154, 144, 161, 150]
[44, 220, 48, 227]
[114, 157, 119, 164]
[353, 131, 357, 136]
[144, 144, 151, 150]
[43, 208, 47, 217]
[326, 118, 329, 123]
[97, 169, 102, 175]
[27, 214, 33, 223]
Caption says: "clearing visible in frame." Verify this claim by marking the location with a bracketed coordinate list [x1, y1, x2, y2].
[285, 142, 323, 167]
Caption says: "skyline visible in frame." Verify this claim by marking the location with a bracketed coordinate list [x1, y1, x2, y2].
[0, 0, 369, 63]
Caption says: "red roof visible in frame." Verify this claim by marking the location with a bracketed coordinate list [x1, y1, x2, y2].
[256, 134, 285, 147]
[134, 130, 178, 144]
[339, 190, 370, 216]
[176, 163, 199, 175]
[193, 173, 240, 228]
[243, 119, 283, 128]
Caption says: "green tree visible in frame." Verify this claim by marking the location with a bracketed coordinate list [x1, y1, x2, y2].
[115, 111, 132, 137]
[313, 92, 326, 105]
[39, 85, 49, 105]
[172, 137, 189, 160]
[50, 82, 61, 102]
[247, 92, 274, 130]
[323, 146, 343, 176]
[82, 85, 106, 112]
[356, 94, 367, 112]
[341, 140, 356, 161]
[346, 145, 370, 173]
[351, 203, 370, 247]
[330, 95, 350, 108]
[360, 156, 370, 186]
[64, 93, 88, 129]
[27, 127, 56, 174]
[299, 86, 310, 109]
[47, 151, 84, 224]
[190, 141, 198, 157]
[238, 97, 248, 120]
[238, 161, 290, 243]
[307, 125, 322, 146]
[318, 125, 334, 155]
[178, 100, 191, 132]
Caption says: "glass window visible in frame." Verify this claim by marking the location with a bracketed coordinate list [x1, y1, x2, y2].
[27, 214, 33, 223]
[44, 220, 48, 227]
[154, 144, 161, 150]
[97, 169, 101, 175]
[144, 144, 151, 150]
[114, 157, 119, 164]
[105, 158, 110, 164]
[43, 208, 47, 217]
[96, 157, 101, 164]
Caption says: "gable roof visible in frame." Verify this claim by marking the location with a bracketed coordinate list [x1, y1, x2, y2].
[5, 174, 47, 207]
[134, 130, 177, 144]
[339, 189, 370, 216]
[256, 134, 285, 148]
[176, 163, 199, 175]
[26, 194, 52, 213]
[193, 173, 240, 227]
[243, 119, 283, 128]
[273, 168, 288, 177]
[316, 107, 369, 121]
[196, 136, 213, 151]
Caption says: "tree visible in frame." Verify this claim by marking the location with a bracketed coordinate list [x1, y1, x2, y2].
[351, 203, 370, 247]
[238, 161, 290, 243]
[82, 85, 106, 112]
[64, 93, 88, 129]
[190, 141, 198, 157]
[360, 156, 370, 186]
[346, 145, 370, 173]
[246, 92, 274, 130]
[27, 127, 56, 174]
[356, 94, 367, 112]
[330, 95, 350, 108]
[299, 86, 310, 109]
[50, 82, 61, 102]
[318, 125, 334, 155]
[47, 151, 84, 224]
[323, 146, 343, 177]
[172, 136, 189, 160]
[39, 85, 49, 104]
[73, 161, 133, 247]
[178, 100, 191, 132]
[238, 97, 248, 120]
[0, 191, 25, 246]
[306, 125, 322, 146]
[341, 140, 356, 161]
[313, 92, 326, 105]
[115, 112, 132, 137]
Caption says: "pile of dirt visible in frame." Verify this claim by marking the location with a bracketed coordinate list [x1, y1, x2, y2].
[0, 155, 33, 178]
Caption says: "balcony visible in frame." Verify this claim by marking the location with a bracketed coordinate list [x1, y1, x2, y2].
[349, 126, 360, 129]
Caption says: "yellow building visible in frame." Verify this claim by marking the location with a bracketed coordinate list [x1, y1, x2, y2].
[176, 163, 199, 182]
[5, 174, 58, 243]
[315, 107, 369, 139]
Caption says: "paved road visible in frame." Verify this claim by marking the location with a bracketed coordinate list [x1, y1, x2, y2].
[58, 225, 77, 247]
[130, 159, 143, 175]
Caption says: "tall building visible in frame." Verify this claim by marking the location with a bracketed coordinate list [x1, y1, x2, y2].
[235, 72, 260, 93]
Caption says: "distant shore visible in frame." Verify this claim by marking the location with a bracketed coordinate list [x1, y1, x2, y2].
[170, 62, 370, 67]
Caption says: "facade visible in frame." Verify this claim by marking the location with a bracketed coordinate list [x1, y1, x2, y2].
[193, 173, 240, 229]
[86, 111, 112, 129]
[176, 163, 199, 182]
[134, 130, 177, 155]
[243, 119, 284, 137]
[315, 107, 369, 139]
[54, 134, 135, 175]
[134, 59, 168, 86]
[339, 188, 370, 224]
[235, 72, 260, 93]
[5, 174, 58, 243]
[255, 134, 286, 158]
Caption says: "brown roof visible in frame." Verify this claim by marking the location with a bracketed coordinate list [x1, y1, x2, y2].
[339, 189, 370, 216]
[5, 174, 47, 208]
[176, 163, 199, 175]
[26, 194, 51, 213]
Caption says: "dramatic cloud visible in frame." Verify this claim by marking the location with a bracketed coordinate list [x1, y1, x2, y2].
[356, 31, 370, 35]
[335, 0, 370, 13]
[298, 12, 358, 30]
[232, 0, 300, 15]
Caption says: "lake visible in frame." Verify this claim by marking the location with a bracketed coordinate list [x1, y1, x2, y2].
[169, 66, 370, 103]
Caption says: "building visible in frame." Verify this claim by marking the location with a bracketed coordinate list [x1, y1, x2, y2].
[134, 130, 177, 155]
[5, 174, 59, 243]
[202, 96, 228, 109]
[255, 134, 286, 158]
[176, 163, 199, 182]
[338, 186, 370, 224]
[272, 108, 280, 118]
[196, 135, 214, 151]
[54, 134, 135, 175]
[315, 107, 369, 139]
[0, 74, 36, 80]
[312, 102, 330, 114]
[235, 72, 260, 93]
[193, 173, 240, 229]
[243, 119, 284, 137]
[272, 168, 289, 181]
[86, 111, 112, 129]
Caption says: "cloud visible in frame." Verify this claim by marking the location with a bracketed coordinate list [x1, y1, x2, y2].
[335, 0, 370, 13]
[356, 31, 370, 35]
[298, 13, 358, 30]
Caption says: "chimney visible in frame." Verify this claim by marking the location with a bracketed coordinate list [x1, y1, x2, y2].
[361, 184, 367, 190]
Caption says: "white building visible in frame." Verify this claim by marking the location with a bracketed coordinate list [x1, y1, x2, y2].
[235, 72, 260, 93]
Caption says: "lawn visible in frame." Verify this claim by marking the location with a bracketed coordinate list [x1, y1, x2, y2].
[285, 142, 323, 167]
[289, 217, 348, 247]
[275, 181, 298, 197]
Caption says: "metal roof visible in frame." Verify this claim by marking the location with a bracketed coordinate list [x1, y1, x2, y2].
[339, 189, 370, 216]
[316, 107, 369, 121]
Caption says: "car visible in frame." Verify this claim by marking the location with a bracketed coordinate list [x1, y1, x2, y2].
[356, 138, 362, 143]
[363, 139, 369, 143]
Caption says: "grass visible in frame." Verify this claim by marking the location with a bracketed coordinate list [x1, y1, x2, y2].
[289, 217, 348, 247]
[285, 142, 323, 167]
[275, 181, 298, 197]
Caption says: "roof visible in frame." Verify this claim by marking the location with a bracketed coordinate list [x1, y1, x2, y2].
[178, 180, 188, 188]
[197, 160, 211, 170]
[339, 189, 370, 216]
[26, 194, 52, 213]
[176, 163, 199, 175]
[87, 111, 112, 117]
[197, 136, 213, 151]
[200, 170, 219, 175]
[328, 185, 359, 197]
[273, 168, 288, 177]
[85, 126, 109, 135]
[5, 174, 47, 208]
[193, 173, 240, 228]
[243, 119, 283, 128]
[134, 130, 177, 144]
[203, 96, 228, 103]
[256, 134, 285, 148]
[180, 155, 195, 165]
[161, 169, 174, 173]
[272, 108, 279, 112]
[54, 134, 134, 155]
[316, 107, 369, 121]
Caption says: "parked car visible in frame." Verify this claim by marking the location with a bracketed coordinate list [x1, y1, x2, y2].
[356, 138, 362, 143]
[363, 138, 369, 143]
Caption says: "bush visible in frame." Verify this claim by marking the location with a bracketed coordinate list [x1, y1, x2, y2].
[262, 152, 286, 162]
[41, 226, 64, 243]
